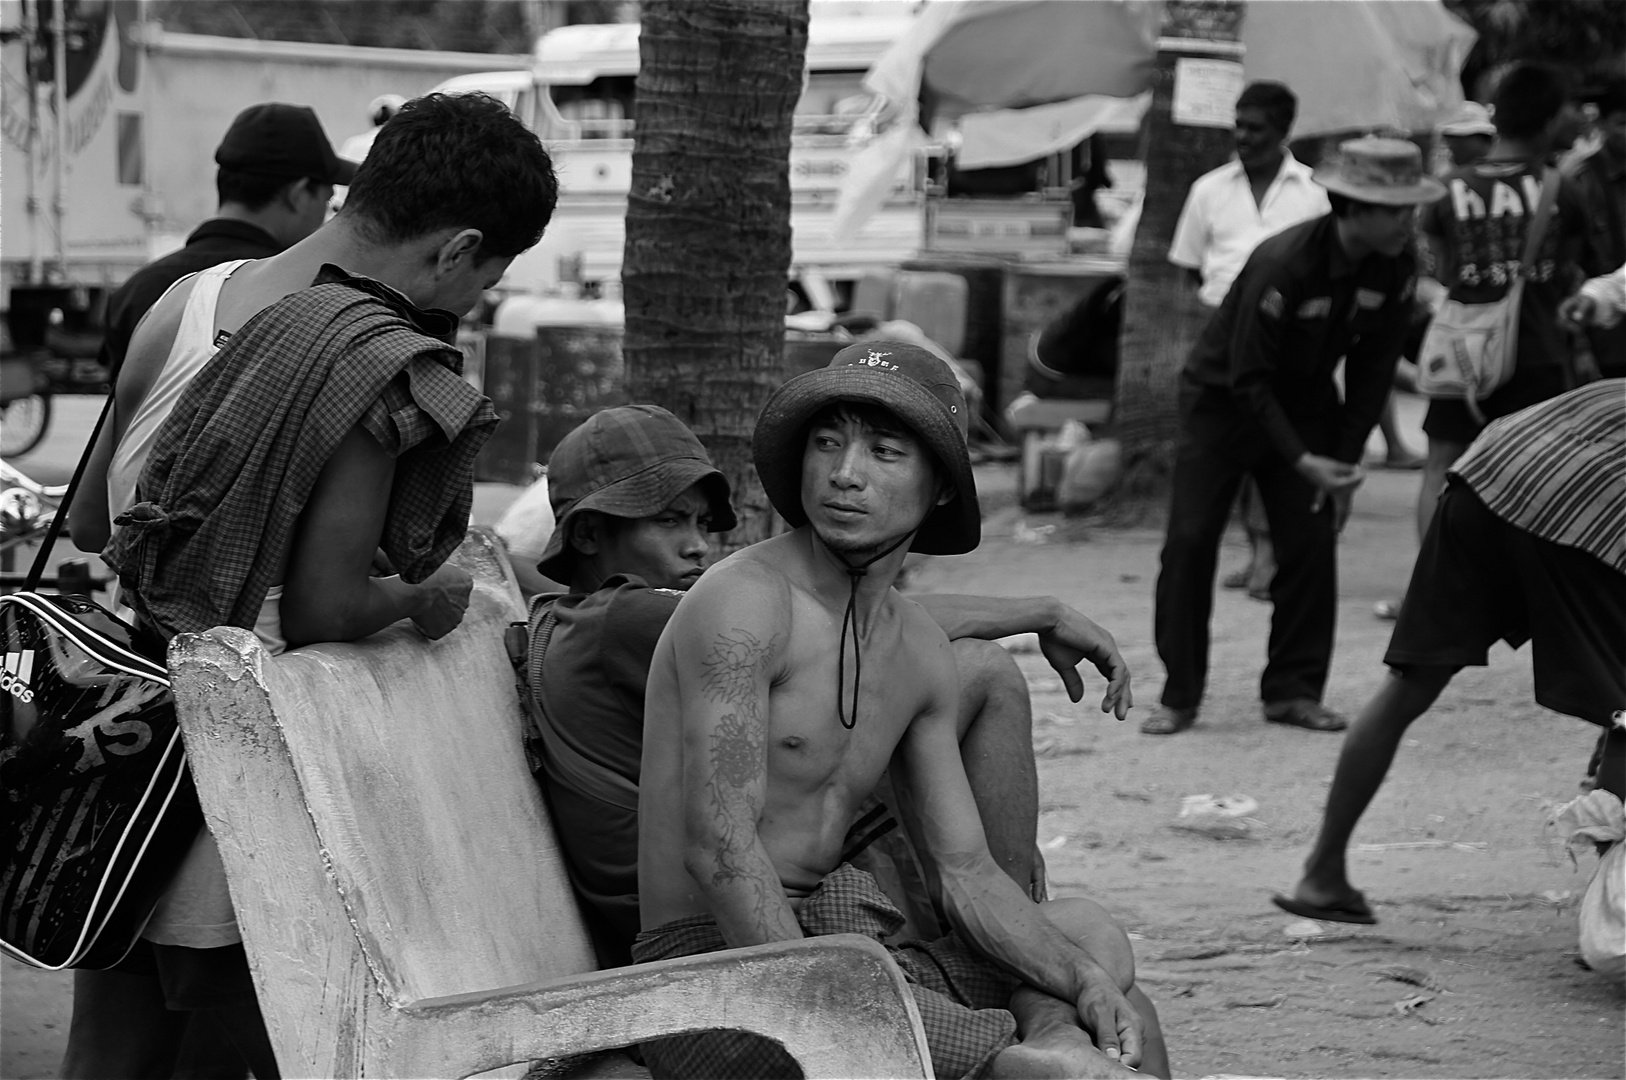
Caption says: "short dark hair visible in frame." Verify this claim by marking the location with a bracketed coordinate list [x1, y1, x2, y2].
[216, 168, 305, 211]
[1236, 81, 1297, 136]
[342, 93, 559, 260]
[1491, 63, 1573, 141]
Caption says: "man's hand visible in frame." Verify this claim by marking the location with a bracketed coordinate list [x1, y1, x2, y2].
[410, 562, 473, 639]
[1559, 293, 1602, 331]
[1296, 453, 1364, 518]
[1572, 347, 1602, 385]
[1038, 606, 1133, 720]
[1329, 486, 1357, 534]
[1072, 962, 1146, 1069]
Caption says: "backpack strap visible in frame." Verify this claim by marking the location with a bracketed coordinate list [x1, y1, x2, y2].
[504, 594, 639, 812]
[1516, 165, 1562, 277]
[24, 391, 116, 591]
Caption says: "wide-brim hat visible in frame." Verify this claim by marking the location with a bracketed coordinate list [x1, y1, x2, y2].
[536, 404, 735, 583]
[1313, 136, 1446, 206]
[752, 340, 980, 556]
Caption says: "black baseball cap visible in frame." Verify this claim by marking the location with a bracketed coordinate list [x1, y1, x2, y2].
[214, 103, 357, 185]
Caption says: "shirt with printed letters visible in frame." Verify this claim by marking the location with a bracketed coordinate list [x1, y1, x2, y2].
[1420, 158, 1587, 371]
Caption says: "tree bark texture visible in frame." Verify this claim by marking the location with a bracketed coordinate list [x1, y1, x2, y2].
[622, 0, 808, 550]
[1113, 0, 1244, 498]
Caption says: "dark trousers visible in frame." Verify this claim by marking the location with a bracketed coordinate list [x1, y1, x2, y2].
[1155, 384, 1338, 710]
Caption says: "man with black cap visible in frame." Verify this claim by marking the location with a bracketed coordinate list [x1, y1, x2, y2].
[1142, 138, 1446, 739]
[634, 342, 1167, 1080]
[98, 103, 356, 377]
[517, 404, 1134, 971]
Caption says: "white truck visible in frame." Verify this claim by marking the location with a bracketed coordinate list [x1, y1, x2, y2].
[1, 0, 526, 453]
[1, 0, 150, 353]
[433, 9, 927, 306]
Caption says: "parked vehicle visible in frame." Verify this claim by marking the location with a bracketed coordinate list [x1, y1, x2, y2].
[1, 0, 528, 445]
[432, 8, 927, 305]
[0, 0, 150, 422]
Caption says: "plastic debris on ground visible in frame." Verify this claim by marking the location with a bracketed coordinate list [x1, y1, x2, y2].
[1170, 794, 1259, 840]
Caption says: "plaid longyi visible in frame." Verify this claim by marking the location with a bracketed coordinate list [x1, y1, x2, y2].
[632, 863, 1018, 1080]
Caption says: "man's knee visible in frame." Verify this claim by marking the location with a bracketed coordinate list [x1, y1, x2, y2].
[1162, 506, 1225, 557]
[1422, 439, 1465, 487]
[1039, 896, 1136, 992]
[952, 638, 1027, 732]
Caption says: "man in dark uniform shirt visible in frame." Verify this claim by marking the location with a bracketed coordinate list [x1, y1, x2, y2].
[98, 103, 356, 375]
[1141, 138, 1446, 737]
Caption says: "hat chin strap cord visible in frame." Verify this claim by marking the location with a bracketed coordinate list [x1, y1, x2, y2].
[834, 530, 914, 731]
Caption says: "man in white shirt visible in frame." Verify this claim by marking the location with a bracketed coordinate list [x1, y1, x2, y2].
[1169, 81, 1330, 309]
[1165, 82, 1330, 607]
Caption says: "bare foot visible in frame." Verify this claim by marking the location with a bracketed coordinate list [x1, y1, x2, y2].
[993, 1039, 1141, 1079]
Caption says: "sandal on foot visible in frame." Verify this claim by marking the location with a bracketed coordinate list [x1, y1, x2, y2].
[1271, 890, 1376, 925]
[1140, 705, 1198, 735]
[1262, 699, 1348, 732]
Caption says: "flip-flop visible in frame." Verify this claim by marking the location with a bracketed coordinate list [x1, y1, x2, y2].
[1271, 891, 1377, 925]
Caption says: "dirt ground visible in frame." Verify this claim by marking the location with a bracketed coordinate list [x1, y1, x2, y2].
[3, 395, 1622, 1079]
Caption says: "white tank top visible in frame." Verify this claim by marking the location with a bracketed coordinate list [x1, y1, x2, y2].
[105, 258, 286, 654]
[107, 259, 248, 517]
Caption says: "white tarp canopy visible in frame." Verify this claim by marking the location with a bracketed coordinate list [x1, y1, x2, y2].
[835, 0, 1477, 239]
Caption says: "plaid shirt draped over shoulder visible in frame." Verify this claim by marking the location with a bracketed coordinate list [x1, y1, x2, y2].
[105, 265, 497, 637]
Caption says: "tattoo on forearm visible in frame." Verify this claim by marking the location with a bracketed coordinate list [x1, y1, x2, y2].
[700, 630, 779, 917]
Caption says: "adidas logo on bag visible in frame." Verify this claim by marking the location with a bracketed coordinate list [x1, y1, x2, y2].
[2, 649, 35, 703]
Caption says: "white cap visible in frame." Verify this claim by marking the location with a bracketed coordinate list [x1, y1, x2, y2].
[369, 94, 407, 127]
[1439, 101, 1495, 137]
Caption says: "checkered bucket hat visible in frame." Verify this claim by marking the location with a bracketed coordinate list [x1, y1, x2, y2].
[536, 405, 735, 582]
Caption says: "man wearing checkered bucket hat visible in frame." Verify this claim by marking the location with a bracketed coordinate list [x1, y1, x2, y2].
[627, 343, 1168, 1079]
[515, 397, 1151, 976]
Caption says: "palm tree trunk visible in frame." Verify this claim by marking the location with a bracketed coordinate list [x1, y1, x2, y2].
[1113, 0, 1245, 497]
[622, 0, 808, 550]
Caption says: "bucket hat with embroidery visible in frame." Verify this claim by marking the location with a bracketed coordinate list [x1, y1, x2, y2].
[751, 340, 980, 556]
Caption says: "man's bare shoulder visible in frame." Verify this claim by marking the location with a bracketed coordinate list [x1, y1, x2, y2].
[667, 536, 799, 638]
[891, 592, 957, 670]
[116, 275, 200, 411]
[126, 276, 198, 372]
[690, 535, 803, 602]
